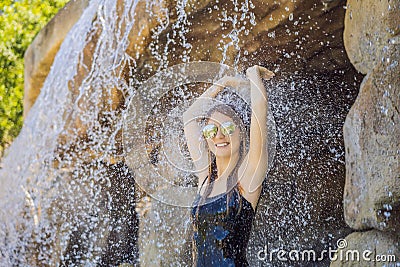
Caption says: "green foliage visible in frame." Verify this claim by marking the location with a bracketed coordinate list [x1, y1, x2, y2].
[0, 0, 68, 157]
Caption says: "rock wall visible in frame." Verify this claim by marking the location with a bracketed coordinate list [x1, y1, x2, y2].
[23, 0, 89, 118]
[331, 0, 400, 266]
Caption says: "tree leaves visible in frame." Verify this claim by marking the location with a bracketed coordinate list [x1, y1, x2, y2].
[0, 0, 68, 157]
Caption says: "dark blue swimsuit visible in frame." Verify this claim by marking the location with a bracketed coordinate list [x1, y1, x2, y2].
[191, 179, 255, 266]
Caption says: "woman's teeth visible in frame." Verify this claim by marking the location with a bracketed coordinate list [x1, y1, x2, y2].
[215, 142, 229, 147]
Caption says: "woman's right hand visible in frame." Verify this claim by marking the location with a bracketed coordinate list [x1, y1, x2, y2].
[207, 76, 247, 98]
[184, 75, 245, 120]
[215, 75, 244, 88]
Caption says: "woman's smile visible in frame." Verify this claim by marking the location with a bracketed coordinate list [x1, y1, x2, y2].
[215, 142, 230, 148]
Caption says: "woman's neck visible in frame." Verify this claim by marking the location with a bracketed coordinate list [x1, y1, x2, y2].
[215, 152, 240, 178]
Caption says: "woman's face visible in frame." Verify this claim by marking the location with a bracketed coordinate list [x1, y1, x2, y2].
[205, 111, 241, 159]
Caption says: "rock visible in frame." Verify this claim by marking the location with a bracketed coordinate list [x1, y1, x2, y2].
[23, 0, 90, 117]
[137, 191, 192, 266]
[330, 230, 400, 267]
[343, 41, 400, 231]
[343, 0, 400, 74]
[23, 162, 139, 266]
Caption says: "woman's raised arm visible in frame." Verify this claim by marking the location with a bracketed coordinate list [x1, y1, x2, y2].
[239, 66, 274, 206]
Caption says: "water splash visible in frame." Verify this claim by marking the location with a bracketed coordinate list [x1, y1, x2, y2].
[0, 0, 141, 265]
[219, 0, 256, 67]
[0, 0, 362, 266]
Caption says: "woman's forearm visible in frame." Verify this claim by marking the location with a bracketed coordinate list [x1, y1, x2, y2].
[246, 66, 272, 161]
[183, 82, 223, 122]
[248, 68, 268, 108]
[183, 76, 239, 122]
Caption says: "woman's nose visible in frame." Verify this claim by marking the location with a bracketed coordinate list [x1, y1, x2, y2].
[215, 127, 225, 138]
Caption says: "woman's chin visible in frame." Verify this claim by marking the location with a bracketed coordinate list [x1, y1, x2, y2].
[214, 146, 234, 158]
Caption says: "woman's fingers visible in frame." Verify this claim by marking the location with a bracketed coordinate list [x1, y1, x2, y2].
[258, 66, 274, 80]
[246, 65, 275, 80]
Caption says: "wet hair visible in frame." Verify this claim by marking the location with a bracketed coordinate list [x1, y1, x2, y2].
[196, 87, 251, 217]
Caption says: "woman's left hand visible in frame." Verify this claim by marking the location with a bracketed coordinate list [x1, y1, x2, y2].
[246, 65, 274, 80]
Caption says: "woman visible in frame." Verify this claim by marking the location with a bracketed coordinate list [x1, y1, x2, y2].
[183, 65, 274, 266]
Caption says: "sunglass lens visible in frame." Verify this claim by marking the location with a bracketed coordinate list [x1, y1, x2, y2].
[221, 122, 236, 136]
[202, 124, 217, 139]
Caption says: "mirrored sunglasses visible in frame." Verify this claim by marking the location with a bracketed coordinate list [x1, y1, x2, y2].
[202, 121, 236, 139]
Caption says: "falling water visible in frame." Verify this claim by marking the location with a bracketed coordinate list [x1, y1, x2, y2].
[0, 0, 363, 266]
[0, 1, 143, 265]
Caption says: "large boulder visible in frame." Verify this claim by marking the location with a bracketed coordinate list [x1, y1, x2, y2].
[343, 0, 400, 74]
[343, 42, 400, 231]
[339, 0, 400, 266]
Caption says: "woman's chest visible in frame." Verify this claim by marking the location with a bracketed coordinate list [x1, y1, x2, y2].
[191, 193, 241, 227]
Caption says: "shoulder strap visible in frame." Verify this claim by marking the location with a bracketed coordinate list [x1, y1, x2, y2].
[199, 176, 208, 191]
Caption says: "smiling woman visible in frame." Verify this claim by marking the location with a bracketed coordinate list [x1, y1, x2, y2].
[183, 65, 274, 266]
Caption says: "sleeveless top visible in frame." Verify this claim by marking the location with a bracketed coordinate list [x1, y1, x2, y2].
[190, 178, 256, 266]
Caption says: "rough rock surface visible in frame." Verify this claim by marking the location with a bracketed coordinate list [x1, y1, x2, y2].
[338, 0, 400, 266]
[23, 0, 89, 117]
[343, 0, 400, 74]
[343, 42, 400, 231]
[330, 230, 400, 267]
